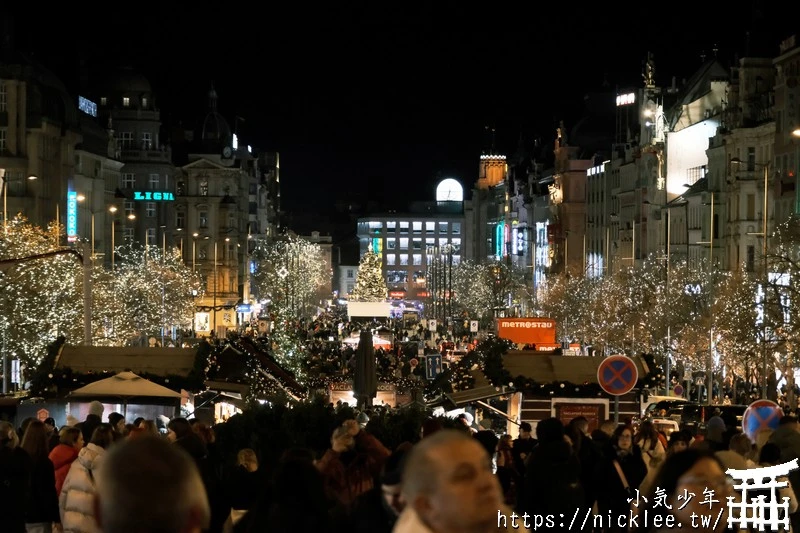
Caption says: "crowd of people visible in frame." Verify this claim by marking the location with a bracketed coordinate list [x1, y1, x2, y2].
[8, 393, 800, 533]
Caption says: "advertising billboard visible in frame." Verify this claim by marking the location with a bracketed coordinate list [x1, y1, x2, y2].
[495, 317, 556, 345]
[66, 190, 78, 243]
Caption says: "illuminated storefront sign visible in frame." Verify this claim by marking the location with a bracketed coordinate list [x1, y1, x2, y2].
[495, 221, 505, 258]
[133, 191, 175, 201]
[67, 191, 78, 243]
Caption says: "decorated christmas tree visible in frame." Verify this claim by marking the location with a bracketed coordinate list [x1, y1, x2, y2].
[349, 245, 387, 302]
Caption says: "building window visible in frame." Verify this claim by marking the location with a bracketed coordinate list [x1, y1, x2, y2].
[386, 254, 396, 266]
[368, 221, 383, 230]
[148, 173, 159, 188]
[426, 221, 435, 232]
[346, 269, 354, 279]
[177, 181, 186, 195]
[399, 254, 409, 266]
[199, 211, 208, 228]
[412, 238, 422, 250]
[176, 211, 185, 229]
[452, 222, 461, 234]
[146, 228, 156, 246]
[386, 238, 396, 250]
[0, 83, 6, 112]
[200, 180, 209, 196]
[100, 97, 107, 106]
[747, 245, 755, 272]
[124, 200, 134, 218]
[122, 173, 135, 188]
[228, 213, 236, 229]
[439, 222, 448, 233]
[123, 227, 133, 243]
[413, 254, 422, 265]
[142, 97, 148, 108]
[142, 132, 152, 150]
[0, 128, 6, 152]
[122, 97, 130, 107]
[386, 221, 396, 233]
[412, 221, 422, 234]
[399, 238, 409, 250]
[146, 202, 156, 217]
[118, 132, 134, 149]
[400, 221, 409, 234]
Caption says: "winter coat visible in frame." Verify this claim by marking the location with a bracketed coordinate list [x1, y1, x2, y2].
[26, 455, 61, 524]
[522, 439, 584, 530]
[0, 446, 31, 533]
[59, 443, 105, 533]
[593, 443, 648, 523]
[49, 444, 79, 496]
[392, 504, 520, 533]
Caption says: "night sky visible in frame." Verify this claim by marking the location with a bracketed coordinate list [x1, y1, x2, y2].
[6, 3, 795, 217]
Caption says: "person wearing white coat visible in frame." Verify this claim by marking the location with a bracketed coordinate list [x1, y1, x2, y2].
[58, 424, 114, 533]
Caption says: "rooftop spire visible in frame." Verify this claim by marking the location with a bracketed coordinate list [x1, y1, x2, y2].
[208, 82, 218, 112]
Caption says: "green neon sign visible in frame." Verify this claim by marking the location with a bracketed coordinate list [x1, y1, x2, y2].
[133, 191, 175, 201]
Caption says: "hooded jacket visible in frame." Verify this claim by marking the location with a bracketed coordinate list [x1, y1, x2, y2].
[59, 443, 105, 533]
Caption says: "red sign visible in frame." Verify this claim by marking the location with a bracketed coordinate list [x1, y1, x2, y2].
[597, 355, 639, 396]
[536, 343, 561, 352]
[496, 318, 556, 345]
[389, 290, 405, 299]
[555, 403, 604, 433]
[36, 408, 50, 422]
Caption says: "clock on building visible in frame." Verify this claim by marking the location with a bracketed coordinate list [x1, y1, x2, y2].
[435, 178, 464, 202]
[222, 146, 233, 159]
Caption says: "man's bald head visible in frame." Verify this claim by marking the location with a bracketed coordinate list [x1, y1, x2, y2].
[94, 436, 210, 533]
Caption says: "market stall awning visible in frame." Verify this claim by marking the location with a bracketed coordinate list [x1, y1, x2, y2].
[69, 371, 182, 399]
[502, 352, 650, 384]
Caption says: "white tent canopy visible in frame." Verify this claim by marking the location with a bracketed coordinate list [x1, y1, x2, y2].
[69, 371, 182, 399]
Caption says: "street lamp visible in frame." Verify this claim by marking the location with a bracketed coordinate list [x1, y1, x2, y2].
[730, 157, 770, 398]
[1, 170, 38, 235]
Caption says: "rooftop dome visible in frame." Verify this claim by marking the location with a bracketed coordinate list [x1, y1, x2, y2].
[201, 84, 232, 147]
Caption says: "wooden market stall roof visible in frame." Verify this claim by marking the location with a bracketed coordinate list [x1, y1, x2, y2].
[502, 352, 650, 384]
[55, 346, 196, 377]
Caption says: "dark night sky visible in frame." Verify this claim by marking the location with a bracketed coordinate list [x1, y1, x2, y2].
[6, 2, 795, 218]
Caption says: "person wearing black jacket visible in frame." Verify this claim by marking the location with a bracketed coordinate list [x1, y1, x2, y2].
[350, 445, 410, 533]
[0, 421, 30, 533]
[21, 420, 60, 532]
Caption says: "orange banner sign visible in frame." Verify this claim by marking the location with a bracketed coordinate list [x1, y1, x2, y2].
[496, 317, 556, 345]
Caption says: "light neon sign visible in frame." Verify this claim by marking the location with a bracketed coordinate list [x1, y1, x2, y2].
[133, 191, 175, 201]
[67, 191, 78, 243]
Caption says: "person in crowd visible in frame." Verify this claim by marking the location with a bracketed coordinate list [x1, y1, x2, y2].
[521, 418, 583, 531]
[494, 434, 518, 505]
[93, 436, 210, 533]
[21, 420, 61, 533]
[715, 431, 756, 471]
[566, 416, 602, 511]
[635, 420, 667, 496]
[1, 420, 30, 532]
[666, 431, 690, 457]
[316, 418, 391, 516]
[591, 419, 617, 449]
[512, 421, 536, 474]
[76, 402, 104, 446]
[394, 429, 517, 533]
[59, 424, 115, 533]
[107, 413, 125, 439]
[226, 448, 264, 528]
[419, 418, 442, 440]
[167, 418, 208, 468]
[44, 418, 60, 451]
[635, 448, 733, 533]
[594, 424, 647, 532]
[351, 445, 410, 533]
[49, 427, 83, 497]
[138, 419, 160, 436]
[456, 412, 478, 435]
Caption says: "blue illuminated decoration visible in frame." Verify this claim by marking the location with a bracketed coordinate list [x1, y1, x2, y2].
[67, 191, 78, 243]
[495, 221, 505, 258]
[249, 260, 256, 274]
[78, 96, 97, 117]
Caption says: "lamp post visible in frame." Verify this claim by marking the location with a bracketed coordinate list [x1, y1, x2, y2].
[109, 206, 118, 269]
[731, 157, 770, 398]
[1, 170, 38, 235]
[696, 190, 715, 404]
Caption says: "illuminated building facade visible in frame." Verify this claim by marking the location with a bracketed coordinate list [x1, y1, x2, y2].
[356, 179, 465, 318]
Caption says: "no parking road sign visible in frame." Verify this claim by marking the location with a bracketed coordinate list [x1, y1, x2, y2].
[742, 399, 784, 441]
[597, 355, 639, 396]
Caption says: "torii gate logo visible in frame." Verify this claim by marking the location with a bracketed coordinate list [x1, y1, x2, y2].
[727, 459, 799, 531]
